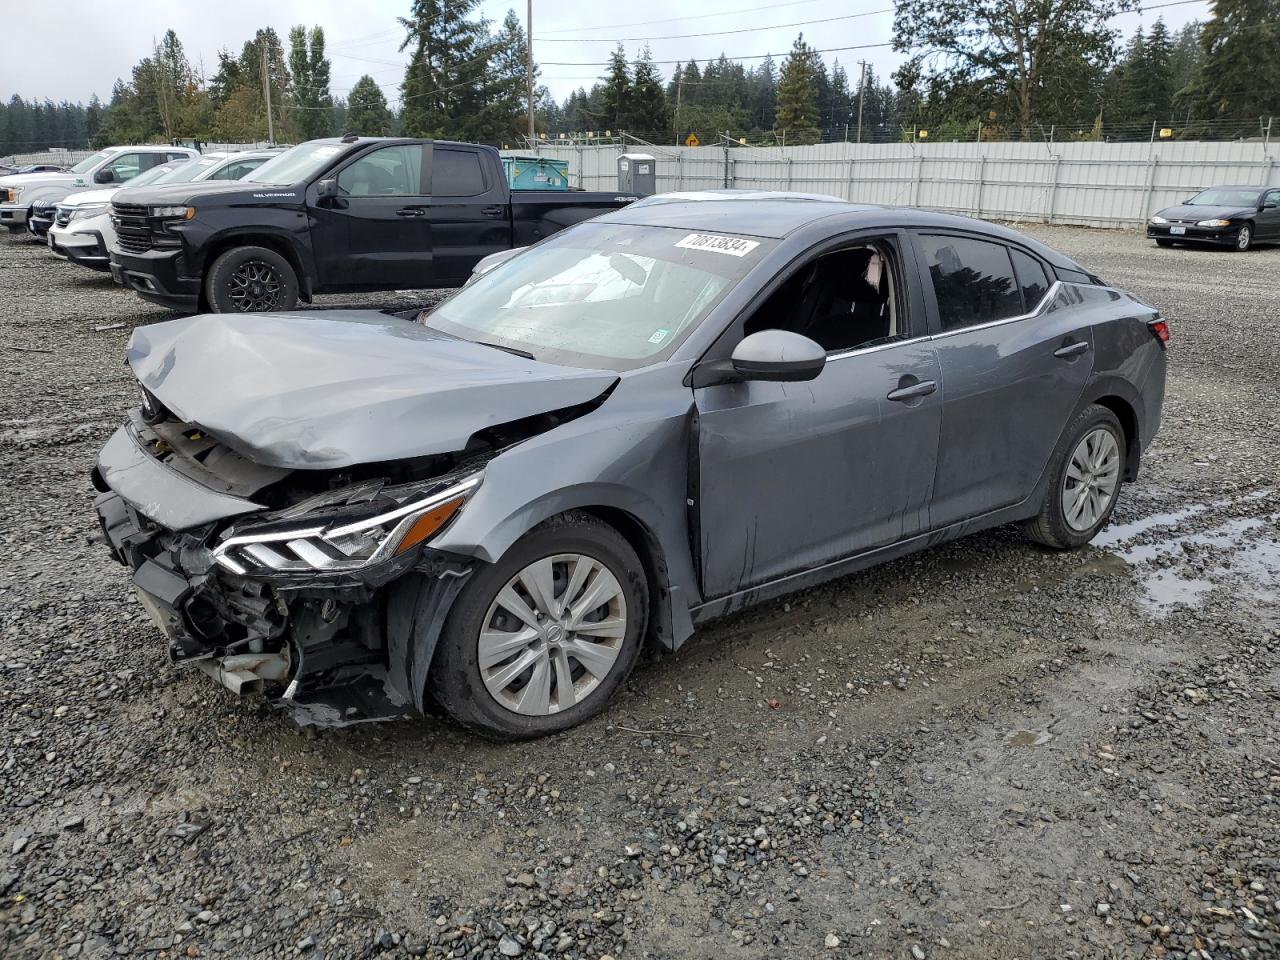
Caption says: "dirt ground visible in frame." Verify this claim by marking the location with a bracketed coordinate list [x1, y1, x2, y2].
[0, 223, 1277, 960]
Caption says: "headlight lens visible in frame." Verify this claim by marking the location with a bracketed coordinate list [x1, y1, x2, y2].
[212, 473, 481, 576]
[1196, 218, 1231, 228]
[150, 205, 195, 219]
[1148, 216, 1168, 224]
[69, 203, 108, 221]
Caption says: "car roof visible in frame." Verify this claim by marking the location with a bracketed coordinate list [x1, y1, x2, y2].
[593, 197, 1089, 273]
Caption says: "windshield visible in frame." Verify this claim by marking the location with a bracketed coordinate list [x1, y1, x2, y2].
[158, 156, 226, 183]
[125, 162, 189, 188]
[1187, 188, 1261, 207]
[425, 222, 774, 371]
[243, 142, 344, 186]
[70, 151, 111, 174]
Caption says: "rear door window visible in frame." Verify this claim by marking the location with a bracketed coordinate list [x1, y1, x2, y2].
[432, 148, 487, 197]
[1009, 248, 1051, 311]
[918, 234, 1022, 332]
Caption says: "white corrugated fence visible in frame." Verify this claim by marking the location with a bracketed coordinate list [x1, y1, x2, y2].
[506, 140, 1280, 228]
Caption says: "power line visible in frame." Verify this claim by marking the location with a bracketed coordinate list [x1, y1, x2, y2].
[539, 0, 834, 35]
[536, 8, 893, 43]
[541, 41, 895, 67]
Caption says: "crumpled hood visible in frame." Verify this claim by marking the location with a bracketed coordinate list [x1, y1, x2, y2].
[1155, 203, 1254, 221]
[126, 311, 619, 470]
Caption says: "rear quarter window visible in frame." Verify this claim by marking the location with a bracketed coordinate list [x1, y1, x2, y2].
[1009, 248, 1051, 311]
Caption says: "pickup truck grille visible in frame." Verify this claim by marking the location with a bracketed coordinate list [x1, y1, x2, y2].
[112, 202, 154, 254]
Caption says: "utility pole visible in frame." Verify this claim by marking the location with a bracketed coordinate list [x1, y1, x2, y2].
[526, 0, 535, 142]
[262, 44, 275, 145]
[674, 69, 684, 145]
[855, 60, 868, 144]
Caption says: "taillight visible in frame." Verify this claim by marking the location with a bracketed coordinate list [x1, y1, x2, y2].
[1148, 318, 1170, 344]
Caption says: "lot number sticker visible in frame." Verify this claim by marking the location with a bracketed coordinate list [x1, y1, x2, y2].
[675, 233, 760, 257]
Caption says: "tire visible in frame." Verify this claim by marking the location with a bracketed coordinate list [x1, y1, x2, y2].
[1234, 223, 1253, 252]
[429, 512, 649, 740]
[1021, 404, 1125, 550]
[205, 245, 299, 313]
[1155, 239, 1174, 248]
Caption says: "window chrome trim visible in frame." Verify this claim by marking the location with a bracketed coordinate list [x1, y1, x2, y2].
[927, 279, 1065, 340]
[826, 335, 933, 361]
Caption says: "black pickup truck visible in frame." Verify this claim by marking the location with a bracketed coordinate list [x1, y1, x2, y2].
[108, 137, 640, 312]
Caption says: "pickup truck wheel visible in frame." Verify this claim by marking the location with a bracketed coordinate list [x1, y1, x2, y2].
[429, 512, 648, 740]
[206, 246, 299, 313]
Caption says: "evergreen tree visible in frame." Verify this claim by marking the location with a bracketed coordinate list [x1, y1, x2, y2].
[627, 46, 670, 138]
[290, 26, 335, 140]
[775, 34, 822, 144]
[399, 0, 496, 140]
[1169, 21, 1203, 108]
[599, 46, 631, 132]
[484, 10, 536, 143]
[748, 56, 778, 132]
[345, 75, 393, 136]
[1185, 0, 1280, 123]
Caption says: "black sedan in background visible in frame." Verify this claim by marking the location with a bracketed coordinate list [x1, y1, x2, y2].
[1147, 184, 1280, 250]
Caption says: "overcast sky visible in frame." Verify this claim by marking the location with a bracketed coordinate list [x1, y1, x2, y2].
[0, 0, 1208, 110]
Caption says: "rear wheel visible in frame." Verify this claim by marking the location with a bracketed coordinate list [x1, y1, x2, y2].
[206, 245, 299, 313]
[1022, 404, 1125, 550]
[1235, 223, 1253, 252]
[429, 512, 648, 740]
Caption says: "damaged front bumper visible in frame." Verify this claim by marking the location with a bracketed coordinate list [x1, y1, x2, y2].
[93, 417, 478, 725]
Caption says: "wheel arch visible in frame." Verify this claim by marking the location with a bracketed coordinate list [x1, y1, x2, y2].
[1078, 385, 1141, 481]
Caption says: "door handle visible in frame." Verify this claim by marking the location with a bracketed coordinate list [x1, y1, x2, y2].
[396, 207, 426, 217]
[481, 205, 505, 218]
[886, 378, 938, 402]
[1053, 340, 1090, 359]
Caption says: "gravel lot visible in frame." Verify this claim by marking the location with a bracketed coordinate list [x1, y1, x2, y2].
[1, 224, 1278, 960]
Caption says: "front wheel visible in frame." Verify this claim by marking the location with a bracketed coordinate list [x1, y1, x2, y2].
[429, 512, 649, 740]
[206, 245, 299, 313]
[1235, 223, 1253, 252]
[1155, 239, 1174, 248]
[1022, 404, 1125, 549]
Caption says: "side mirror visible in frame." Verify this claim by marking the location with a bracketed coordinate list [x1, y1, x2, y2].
[316, 178, 339, 200]
[1263, 200, 1277, 210]
[94, 168, 115, 184]
[692, 330, 826, 387]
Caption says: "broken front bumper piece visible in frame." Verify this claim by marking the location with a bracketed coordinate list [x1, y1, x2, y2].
[93, 420, 478, 726]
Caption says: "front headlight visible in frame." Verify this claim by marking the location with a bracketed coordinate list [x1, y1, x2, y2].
[1148, 216, 1168, 224]
[1196, 219, 1231, 228]
[150, 205, 195, 219]
[212, 473, 481, 577]
[4, 186, 22, 203]
[69, 203, 108, 221]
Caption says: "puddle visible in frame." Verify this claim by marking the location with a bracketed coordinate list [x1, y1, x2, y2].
[1094, 501, 1217, 548]
[1005, 729, 1052, 748]
[1139, 569, 1214, 615]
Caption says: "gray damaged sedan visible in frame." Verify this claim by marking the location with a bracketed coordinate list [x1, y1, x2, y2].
[93, 199, 1169, 739]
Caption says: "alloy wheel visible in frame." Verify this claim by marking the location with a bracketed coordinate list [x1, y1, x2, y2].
[478, 553, 627, 716]
[227, 259, 284, 312]
[1236, 225, 1252, 251]
[1061, 426, 1120, 532]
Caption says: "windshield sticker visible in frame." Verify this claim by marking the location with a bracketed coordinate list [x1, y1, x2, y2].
[675, 233, 760, 257]
[647, 328, 670, 344]
[313, 146, 341, 156]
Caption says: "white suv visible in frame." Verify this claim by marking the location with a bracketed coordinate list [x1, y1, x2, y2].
[47, 150, 280, 271]
[0, 145, 197, 235]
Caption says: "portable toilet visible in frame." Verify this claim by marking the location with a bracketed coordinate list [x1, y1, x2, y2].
[502, 155, 569, 191]
[617, 153, 656, 195]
